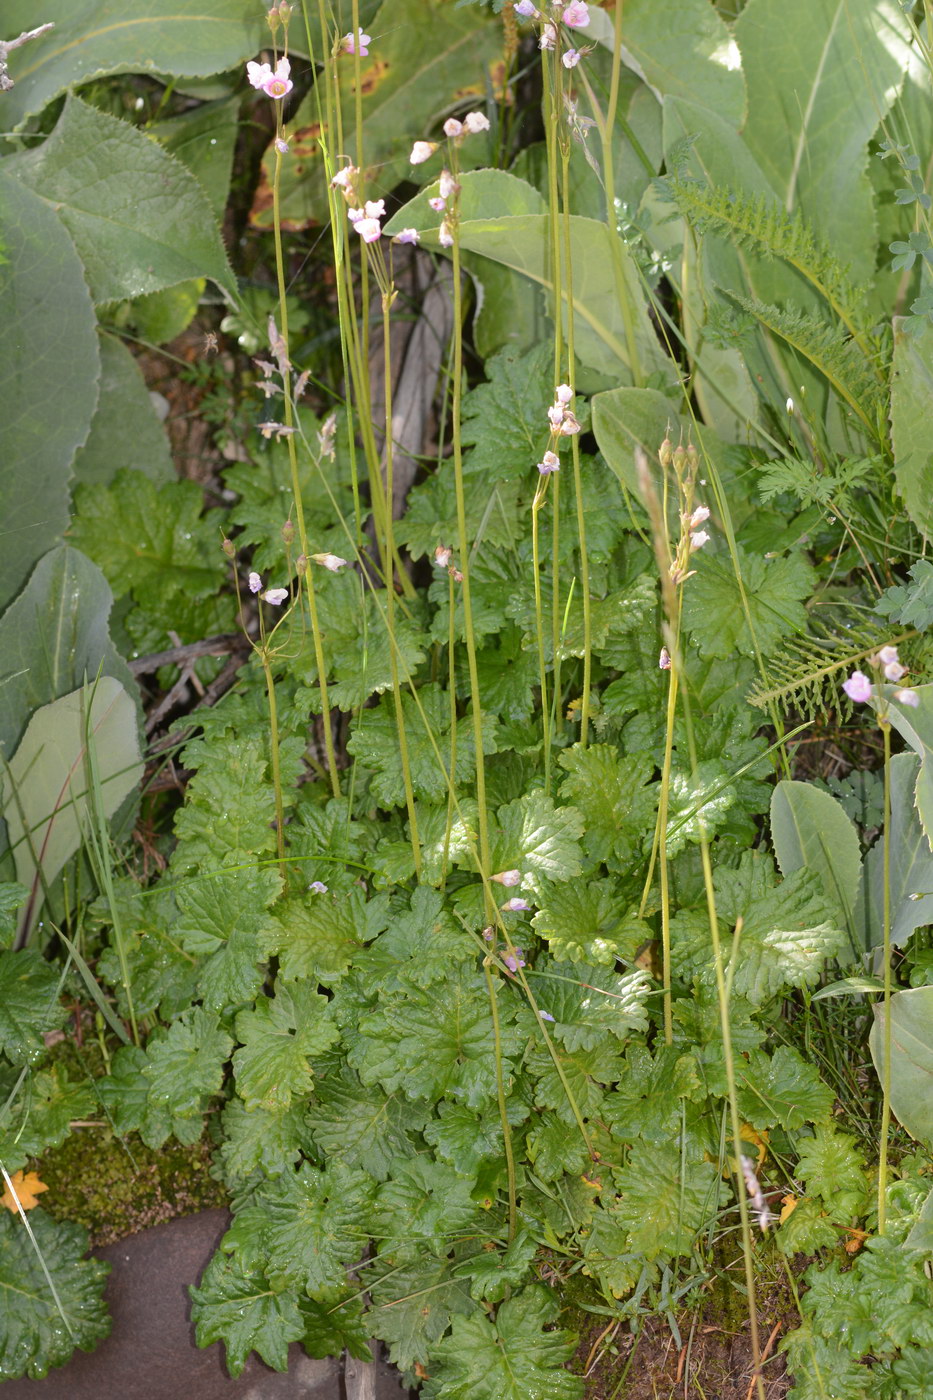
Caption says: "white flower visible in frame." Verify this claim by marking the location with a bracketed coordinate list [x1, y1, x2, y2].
[878, 645, 899, 666]
[248, 571, 262, 593]
[539, 22, 558, 49]
[894, 688, 920, 707]
[439, 169, 457, 199]
[537, 450, 560, 475]
[558, 412, 580, 436]
[884, 660, 907, 681]
[330, 163, 357, 189]
[311, 553, 349, 572]
[393, 227, 420, 245]
[438, 219, 454, 247]
[689, 529, 710, 551]
[443, 117, 463, 138]
[547, 403, 564, 430]
[688, 505, 710, 528]
[463, 111, 490, 133]
[562, 48, 582, 68]
[246, 60, 273, 90]
[555, 383, 573, 405]
[428, 196, 447, 212]
[410, 140, 438, 165]
[262, 587, 289, 606]
[492, 869, 522, 886]
[515, 0, 538, 15]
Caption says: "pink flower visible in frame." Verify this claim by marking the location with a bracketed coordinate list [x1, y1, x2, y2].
[894, 688, 920, 707]
[689, 505, 709, 528]
[878, 645, 899, 665]
[410, 141, 437, 165]
[884, 660, 907, 681]
[562, 48, 582, 68]
[428, 196, 447, 212]
[843, 670, 872, 703]
[539, 22, 558, 49]
[492, 869, 522, 886]
[342, 28, 371, 56]
[330, 163, 357, 190]
[659, 647, 671, 670]
[558, 412, 580, 436]
[502, 897, 531, 912]
[443, 117, 463, 138]
[562, 1, 590, 26]
[393, 228, 420, 245]
[463, 111, 490, 134]
[263, 587, 289, 606]
[353, 218, 381, 242]
[253, 56, 292, 99]
[555, 383, 573, 405]
[503, 949, 526, 973]
[248, 571, 262, 593]
[308, 881, 328, 893]
[348, 200, 385, 243]
[515, 0, 538, 15]
[538, 451, 560, 474]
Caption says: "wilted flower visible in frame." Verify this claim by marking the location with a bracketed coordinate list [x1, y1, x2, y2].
[438, 219, 454, 248]
[311, 553, 349, 572]
[843, 670, 872, 703]
[559, 412, 580, 436]
[434, 545, 452, 568]
[538, 450, 560, 475]
[562, 1, 590, 25]
[318, 414, 337, 460]
[410, 140, 438, 165]
[439, 169, 457, 199]
[539, 22, 558, 48]
[463, 111, 490, 134]
[342, 27, 371, 56]
[257, 421, 298, 439]
[330, 162, 357, 190]
[659, 647, 671, 670]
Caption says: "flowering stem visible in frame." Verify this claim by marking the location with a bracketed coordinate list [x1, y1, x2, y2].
[440, 567, 458, 890]
[271, 137, 341, 799]
[561, 147, 591, 744]
[260, 646, 288, 880]
[531, 484, 551, 795]
[382, 288, 421, 879]
[484, 960, 517, 1243]
[878, 715, 893, 1233]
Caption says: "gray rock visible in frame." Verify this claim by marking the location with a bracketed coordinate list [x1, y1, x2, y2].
[3, 1209, 412, 1400]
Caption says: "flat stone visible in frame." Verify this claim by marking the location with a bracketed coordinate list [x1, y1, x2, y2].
[4, 1209, 411, 1400]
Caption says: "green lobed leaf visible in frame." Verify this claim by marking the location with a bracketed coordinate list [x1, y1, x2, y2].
[424, 1095, 527, 1178]
[0, 1210, 110, 1381]
[557, 744, 656, 874]
[524, 957, 651, 1052]
[189, 1250, 303, 1378]
[251, 1160, 375, 1297]
[532, 878, 648, 966]
[372, 1157, 485, 1263]
[421, 1285, 583, 1400]
[736, 1045, 834, 1131]
[610, 1141, 725, 1260]
[9, 96, 235, 303]
[309, 1061, 425, 1181]
[232, 980, 338, 1112]
[796, 1122, 871, 1223]
[483, 791, 585, 894]
[175, 867, 285, 1012]
[0, 886, 28, 949]
[876, 560, 933, 630]
[366, 1254, 477, 1373]
[604, 1045, 703, 1145]
[216, 1097, 314, 1187]
[682, 544, 816, 659]
[0, 951, 66, 1066]
[172, 733, 279, 873]
[0, 1065, 94, 1173]
[0, 173, 99, 612]
[277, 888, 390, 986]
[140, 1006, 233, 1142]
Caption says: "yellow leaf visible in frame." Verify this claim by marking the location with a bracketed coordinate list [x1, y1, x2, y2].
[779, 1193, 798, 1223]
[1, 1170, 49, 1212]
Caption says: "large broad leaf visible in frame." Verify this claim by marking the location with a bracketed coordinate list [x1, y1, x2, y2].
[8, 95, 236, 304]
[1, 678, 143, 922]
[891, 319, 933, 540]
[870, 987, 933, 1148]
[149, 96, 239, 221]
[586, 0, 746, 128]
[0, 546, 136, 761]
[386, 169, 669, 383]
[735, 0, 910, 286]
[0, 1209, 110, 1381]
[72, 334, 174, 487]
[254, 0, 502, 229]
[1, 0, 265, 129]
[855, 755, 933, 953]
[0, 171, 99, 614]
[771, 780, 862, 940]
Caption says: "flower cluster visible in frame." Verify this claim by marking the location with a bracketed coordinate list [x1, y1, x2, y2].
[536, 383, 579, 474]
[247, 55, 293, 100]
[514, 1, 593, 70]
[348, 198, 386, 244]
[408, 111, 490, 248]
[843, 644, 918, 707]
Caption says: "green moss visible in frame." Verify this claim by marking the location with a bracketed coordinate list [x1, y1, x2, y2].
[32, 1034, 226, 1247]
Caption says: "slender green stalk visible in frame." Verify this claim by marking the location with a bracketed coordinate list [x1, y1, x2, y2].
[270, 135, 341, 797]
[440, 567, 458, 890]
[484, 960, 517, 1242]
[531, 485, 551, 793]
[877, 716, 893, 1233]
[382, 288, 421, 878]
[260, 646, 288, 880]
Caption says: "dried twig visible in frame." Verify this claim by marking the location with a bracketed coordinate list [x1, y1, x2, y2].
[0, 23, 55, 92]
[128, 633, 248, 676]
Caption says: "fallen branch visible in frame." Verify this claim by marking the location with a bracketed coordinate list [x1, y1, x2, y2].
[0, 23, 55, 92]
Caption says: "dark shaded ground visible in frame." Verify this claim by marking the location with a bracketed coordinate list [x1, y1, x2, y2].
[4, 1210, 411, 1400]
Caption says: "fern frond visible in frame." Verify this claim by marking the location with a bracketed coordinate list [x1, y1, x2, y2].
[727, 293, 884, 441]
[661, 176, 881, 372]
[747, 619, 911, 720]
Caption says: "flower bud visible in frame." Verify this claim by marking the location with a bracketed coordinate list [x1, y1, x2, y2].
[658, 435, 673, 469]
[672, 443, 687, 476]
[295, 554, 307, 573]
[282, 519, 295, 545]
[221, 537, 236, 559]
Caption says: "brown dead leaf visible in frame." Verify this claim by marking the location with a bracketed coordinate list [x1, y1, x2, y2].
[844, 1227, 868, 1255]
[779, 1193, 799, 1223]
[1, 1169, 49, 1212]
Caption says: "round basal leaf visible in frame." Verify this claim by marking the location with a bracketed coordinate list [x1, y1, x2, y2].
[0, 171, 100, 613]
[870, 987, 933, 1148]
[771, 780, 862, 938]
[1, 0, 266, 129]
